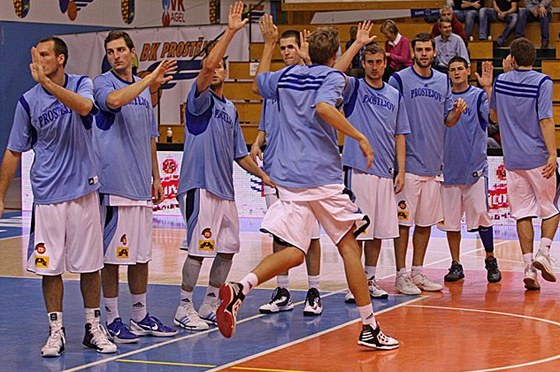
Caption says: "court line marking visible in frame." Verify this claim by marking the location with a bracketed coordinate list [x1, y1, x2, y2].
[208, 296, 426, 372]
[406, 304, 560, 371]
[118, 358, 318, 372]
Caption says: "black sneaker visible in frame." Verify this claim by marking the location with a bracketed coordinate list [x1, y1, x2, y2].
[217, 282, 245, 338]
[444, 262, 465, 282]
[357, 323, 399, 350]
[259, 287, 294, 314]
[485, 257, 502, 283]
[82, 323, 117, 354]
[303, 288, 323, 316]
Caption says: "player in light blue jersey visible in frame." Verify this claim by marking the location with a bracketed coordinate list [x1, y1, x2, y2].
[174, 1, 272, 332]
[94, 30, 178, 343]
[0, 37, 116, 357]
[334, 27, 410, 301]
[250, 29, 325, 317]
[490, 38, 558, 290]
[439, 57, 502, 284]
[217, 15, 399, 350]
[388, 33, 466, 295]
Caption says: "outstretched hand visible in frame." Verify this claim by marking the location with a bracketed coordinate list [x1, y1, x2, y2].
[259, 14, 278, 45]
[29, 47, 48, 84]
[355, 20, 376, 46]
[475, 60, 493, 88]
[229, 1, 249, 32]
[150, 59, 178, 86]
[453, 97, 467, 114]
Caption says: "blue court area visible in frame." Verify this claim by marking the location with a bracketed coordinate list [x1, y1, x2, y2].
[0, 277, 416, 371]
[0, 211, 23, 239]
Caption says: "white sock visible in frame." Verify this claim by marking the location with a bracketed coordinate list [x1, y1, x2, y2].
[411, 266, 423, 277]
[396, 268, 407, 277]
[239, 272, 259, 296]
[180, 288, 193, 304]
[48, 312, 63, 330]
[308, 275, 320, 290]
[540, 238, 552, 255]
[131, 293, 147, 322]
[85, 308, 101, 325]
[103, 296, 120, 324]
[203, 285, 219, 305]
[357, 304, 377, 327]
[276, 275, 289, 289]
[365, 266, 376, 279]
[523, 253, 533, 265]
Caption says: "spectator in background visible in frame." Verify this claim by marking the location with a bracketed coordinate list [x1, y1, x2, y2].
[515, 0, 553, 48]
[453, 0, 482, 41]
[345, 25, 365, 78]
[434, 18, 470, 73]
[431, 4, 468, 43]
[381, 20, 412, 81]
[479, 0, 518, 46]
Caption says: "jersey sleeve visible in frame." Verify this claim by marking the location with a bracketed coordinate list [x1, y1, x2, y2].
[489, 79, 497, 111]
[149, 105, 159, 138]
[537, 78, 553, 120]
[233, 112, 249, 159]
[76, 76, 99, 116]
[477, 90, 490, 131]
[93, 74, 120, 113]
[388, 73, 403, 94]
[7, 97, 33, 153]
[186, 83, 212, 116]
[258, 99, 268, 131]
[315, 71, 345, 107]
[257, 70, 282, 100]
[443, 80, 454, 120]
[395, 94, 412, 135]
[342, 76, 357, 104]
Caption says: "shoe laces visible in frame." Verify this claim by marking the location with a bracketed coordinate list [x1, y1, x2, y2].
[90, 323, 113, 347]
[182, 302, 202, 318]
[400, 274, 416, 287]
[45, 327, 64, 348]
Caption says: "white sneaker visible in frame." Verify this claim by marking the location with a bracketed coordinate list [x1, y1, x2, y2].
[259, 287, 294, 314]
[303, 288, 323, 316]
[395, 274, 421, 295]
[174, 300, 209, 331]
[344, 290, 355, 303]
[41, 327, 65, 357]
[82, 322, 117, 354]
[412, 273, 443, 292]
[533, 250, 557, 282]
[368, 276, 389, 299]
[198, 302, 218, 325]
[524, 264, 541, 290]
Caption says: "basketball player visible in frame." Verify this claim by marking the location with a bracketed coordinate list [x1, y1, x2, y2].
[93, 30, 178, 343]
[0, 37, 116, 356]
[439, 57, 502, 283]
[388, 33, 466, 295]
[217, 15, 399, 350]
[174, 1, 273, 331]
[489, 38, 558, 290]
[250, 28, 324, 317]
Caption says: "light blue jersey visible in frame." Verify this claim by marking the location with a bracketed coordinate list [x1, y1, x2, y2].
[177, 85, 247, 201]
[93, 71, 158, 201]
[258, 99, 278, 174]
[7, 74, 99, 204]
[389, 67, 454, 176]
[490, 69, 553, 170]
[444, 86, 488, 185]
[342, 78, 410, 178]
[257, 64, 346, 187]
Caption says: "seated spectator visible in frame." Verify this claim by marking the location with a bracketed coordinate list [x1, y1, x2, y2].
[479, 0, 518, 47]
[345, 25, 365, 78]
[453, 0, 482, 41]
[431, 4, 468, 43]
[381, 20, 412, 81]
[434, 18, 470, 73]
[515, 0, 552, 48]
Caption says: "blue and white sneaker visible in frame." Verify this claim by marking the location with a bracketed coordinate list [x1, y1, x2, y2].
[106, 317, 139, 344]
[198, 302, 218, 325]
[130, 314, 178, 337]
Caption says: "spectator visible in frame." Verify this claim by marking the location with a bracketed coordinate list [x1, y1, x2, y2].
[434, 18, 470, 73]
[515, 0, 552, 48]
[345, 25, 364, 78]
[479, 0, 518, 46]
[431, 4, 468, 43]
[453, 1, 482, 41]
[381, 20, 412, 81]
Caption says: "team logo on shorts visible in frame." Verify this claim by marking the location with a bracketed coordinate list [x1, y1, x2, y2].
[35, 242, 47, 254]
[35, 256, 49, 268]
[117, 234, 129, 258]
[397, 200, 409, 221]
[202, 228, 212, 239]
[199, 240, 215, 251]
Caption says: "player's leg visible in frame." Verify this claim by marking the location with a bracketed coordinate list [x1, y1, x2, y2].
[364, 239, 388, 298]
[303, 224, 322, 316]
[440, 184, 465, 282]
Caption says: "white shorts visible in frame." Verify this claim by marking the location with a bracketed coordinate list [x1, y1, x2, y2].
[439, 177, 492, 232]
[261, 185, 365, 253]
[178, 189, 240, 257]
[27, 191, 104, 275]
[507, 166, 559, 220]
[347, 169, 399, 240]
[396, 173, 443, 227]
[101, 196, 153, 264]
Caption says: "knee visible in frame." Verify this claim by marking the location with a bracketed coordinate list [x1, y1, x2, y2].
[287, 247, 305, 267]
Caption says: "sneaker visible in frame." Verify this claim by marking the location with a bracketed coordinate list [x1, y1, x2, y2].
[106, 317, 139, 344]
[444, 262, 465, 282]
[258, 287, 294, 314]
[395, 274, 421, 295]
[524, 264, 541, 291]
[344, 290, 355, 303]
[368, 276, 389, 299]
[217, 282, 245, 338]
[199, 302, 219, 325]
[303, 288, 323, 316]
[130, 313, 177, 337]
[174, 300, 209, 331]
[485, 257, 502, 283]
[83, 323, 117, 354]
[412, 273, 443, 291]
[41, 327, 65, 357]
[533, 250, 557, 282]
[357, 323, 399, 350]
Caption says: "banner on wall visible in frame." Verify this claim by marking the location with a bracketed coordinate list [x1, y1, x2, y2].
[58, 25, 249, 125]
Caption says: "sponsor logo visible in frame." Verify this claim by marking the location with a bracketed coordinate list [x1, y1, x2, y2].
[398, 200, 407, 210]
[162, 158, 177, 174]
[35, 256, 49, 268]
[117, 247, 129, 258]
[120, 234, 128, 246]
[162, 0, 186, 26]
[199, 240, 215, 251]
[35, 242, 46, 254]
[13, 0, 30, 18]
[202, 228, 212, 239]
[59, 0, 96, 21]
[397, 210, 409, 221]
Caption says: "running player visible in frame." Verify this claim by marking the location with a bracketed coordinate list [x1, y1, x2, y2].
[217, 15, 399, 350]
[93, 30, 178, 343]
[388, 33, 466, 295]
[489, 38, 558, 290]
[174, 1, 273, 331]
[0, 37, 116, 356]
[439, 57, 502, 283]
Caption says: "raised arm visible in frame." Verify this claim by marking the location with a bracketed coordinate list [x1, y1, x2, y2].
[252, 14, 278, 95]
[333, 21, 376, 72]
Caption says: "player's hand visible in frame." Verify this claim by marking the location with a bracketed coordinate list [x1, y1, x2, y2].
[394, 171, 405, 194]
[358, 137, 374, 168]
[261, 172, 275, 188]
[250, 143, 263, 163]
[542, 155, 557, 179]
[150, 59, 178, 86]
[452, 97, 467, 114]
[475, 60, 493, 88]
[259, 14, 278, 45]
[228, 1, 249, 32]
[355, 20, 376, 46]
[297, 29, 311, 64]
[502, 54, 515, 72]
[152, 179, 165, 204]
[498, 11, 506, 21]
[29, 47, 48, 85]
